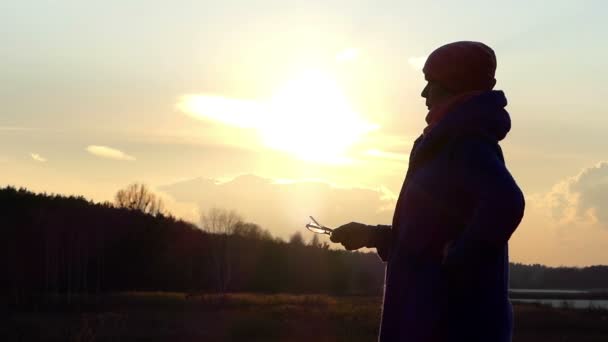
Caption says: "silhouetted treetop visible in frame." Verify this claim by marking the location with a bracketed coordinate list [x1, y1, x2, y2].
[115, 183, 164, 216]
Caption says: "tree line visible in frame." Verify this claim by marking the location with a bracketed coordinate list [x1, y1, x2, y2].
[1, 185, 607, 305]
[0, 185, 384, 304]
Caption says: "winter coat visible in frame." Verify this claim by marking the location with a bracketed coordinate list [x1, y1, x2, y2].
[376, 90, 525, 341]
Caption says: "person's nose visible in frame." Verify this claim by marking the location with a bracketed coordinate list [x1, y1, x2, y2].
[421, 83, 429, 98]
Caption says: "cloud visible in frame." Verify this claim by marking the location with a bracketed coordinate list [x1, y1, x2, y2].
[156, 170, 608, 266]
[86, 145, 136, 161]
[407, 56, 427, 71]
[30, 153, 47, 162]
[160, 174, 396, 240]
[536, 161, 608, 227]
[491, 162, 608, 266]
[508, 194, 608, 267]
[155, 190, 200, 224]
[176, 94, 263, 128]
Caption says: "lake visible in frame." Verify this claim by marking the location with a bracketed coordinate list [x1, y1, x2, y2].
[512, 298, 608, 310]
[510, 288, 608, 310]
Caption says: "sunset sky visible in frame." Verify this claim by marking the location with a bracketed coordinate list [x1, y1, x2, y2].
[2, 0, 608, 266]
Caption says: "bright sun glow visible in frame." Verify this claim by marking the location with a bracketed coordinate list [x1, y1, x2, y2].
[262, 68, 376, 163]
[178, 68, 377, 164]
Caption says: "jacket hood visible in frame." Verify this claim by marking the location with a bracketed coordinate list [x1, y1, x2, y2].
[429, 90, 511, 142]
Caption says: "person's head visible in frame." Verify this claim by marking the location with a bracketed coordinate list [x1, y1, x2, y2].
[421, 41, 497, 109]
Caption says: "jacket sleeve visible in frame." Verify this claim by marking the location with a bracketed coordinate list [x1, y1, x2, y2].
[443, 140, 525, 268]
[370, 224, 392, 262]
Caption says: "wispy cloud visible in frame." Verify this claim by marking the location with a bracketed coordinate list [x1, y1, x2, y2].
[176, 94, 263, 128]
[30, 153, 47, 162]
[407, 55, 427, 71]
[86, 145, 136, 161]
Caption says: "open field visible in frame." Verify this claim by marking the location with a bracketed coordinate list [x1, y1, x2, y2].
[3, 293, 608, 341]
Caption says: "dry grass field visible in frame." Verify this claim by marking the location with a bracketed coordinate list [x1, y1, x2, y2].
[3, 293, 608, 341]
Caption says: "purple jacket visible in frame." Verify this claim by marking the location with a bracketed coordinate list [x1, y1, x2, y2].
[376, 91, 525, 341]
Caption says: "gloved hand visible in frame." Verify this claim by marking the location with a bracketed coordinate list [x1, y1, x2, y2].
[330, 222, 375, 250]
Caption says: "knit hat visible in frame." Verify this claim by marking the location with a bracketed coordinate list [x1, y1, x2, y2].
[423, 41, 497, 93]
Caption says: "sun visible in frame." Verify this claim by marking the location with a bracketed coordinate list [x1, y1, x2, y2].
[177, 67, 377, 164]
[260, 68, 376, 163]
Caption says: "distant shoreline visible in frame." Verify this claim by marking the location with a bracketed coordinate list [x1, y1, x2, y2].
[509, 288, 608, 300]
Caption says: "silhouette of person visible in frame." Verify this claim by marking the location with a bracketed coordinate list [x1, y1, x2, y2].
[331, 41, 525, 341]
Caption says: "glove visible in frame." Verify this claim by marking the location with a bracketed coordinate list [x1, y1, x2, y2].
[330, 222, 375, 251]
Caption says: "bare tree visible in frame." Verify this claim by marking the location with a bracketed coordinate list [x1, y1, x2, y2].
[289, 231, 305, 246]
[233, 222, 273, 241]
[200, 208, 242, 293]
[115, 183, 164, 216]
[200, 208, 241, 235]
[309, 234, 321, 248]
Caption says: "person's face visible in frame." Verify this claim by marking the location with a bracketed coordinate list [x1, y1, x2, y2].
[421, 79, 454, 110]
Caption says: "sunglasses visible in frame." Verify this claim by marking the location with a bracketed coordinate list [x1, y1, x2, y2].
[305, 216, 333, 235]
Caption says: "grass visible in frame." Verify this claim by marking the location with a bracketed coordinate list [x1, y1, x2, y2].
[3, 293, 608, 341]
